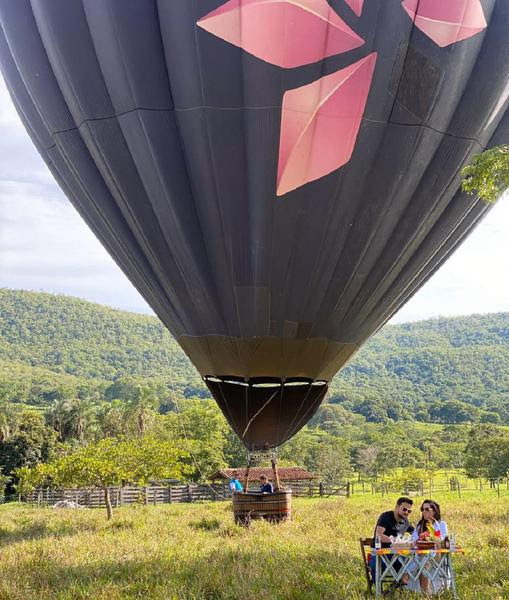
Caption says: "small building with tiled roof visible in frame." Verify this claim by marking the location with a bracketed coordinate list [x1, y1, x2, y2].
[210, 467, 315, 482]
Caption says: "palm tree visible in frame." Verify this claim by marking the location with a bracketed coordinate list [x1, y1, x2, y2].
[125, 386, 158, 436]
[0, 400, 20, 442]
[96, 400, 127, 438]
[46, 397, 97, 443]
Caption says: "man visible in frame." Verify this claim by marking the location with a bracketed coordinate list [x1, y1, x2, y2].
[371, 497, 415, 587]
[259, 474, 273, 493]
[229, 472, 243, 493]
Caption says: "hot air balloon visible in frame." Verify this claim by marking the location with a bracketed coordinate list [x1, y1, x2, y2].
[1, 0, 508, 452]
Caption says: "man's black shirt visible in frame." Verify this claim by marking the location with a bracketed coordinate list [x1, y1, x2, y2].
[372, 510, 415, 548]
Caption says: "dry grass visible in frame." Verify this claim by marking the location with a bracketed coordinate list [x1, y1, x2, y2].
[0, 492, 508, 599]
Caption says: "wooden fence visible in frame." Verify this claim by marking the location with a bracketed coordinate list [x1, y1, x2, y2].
[347, 476, 509, 498]
[26, 481, 350, 508]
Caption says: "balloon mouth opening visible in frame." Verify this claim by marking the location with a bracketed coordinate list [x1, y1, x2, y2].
[203, 375, 328, 388]
[204, 376, 329, 451]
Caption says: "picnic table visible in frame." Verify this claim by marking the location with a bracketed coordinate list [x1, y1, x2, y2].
[373, 547, 464, 597]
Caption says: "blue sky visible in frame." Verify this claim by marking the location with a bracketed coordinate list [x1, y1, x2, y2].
[1, 77, 508, 324]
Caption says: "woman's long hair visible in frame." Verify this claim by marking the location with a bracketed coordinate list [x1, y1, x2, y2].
[416, 499, 442, 534]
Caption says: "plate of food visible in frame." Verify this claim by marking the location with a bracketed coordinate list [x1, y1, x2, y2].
[391, 533, 413, 550]
[392, 541, 413, 550]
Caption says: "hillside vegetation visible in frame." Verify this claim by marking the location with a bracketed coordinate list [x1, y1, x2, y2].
[2, 288, 509, 501]
[1, 288, 508, 424]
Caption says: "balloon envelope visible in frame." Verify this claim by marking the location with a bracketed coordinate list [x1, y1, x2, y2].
[1, 0, 508, 449]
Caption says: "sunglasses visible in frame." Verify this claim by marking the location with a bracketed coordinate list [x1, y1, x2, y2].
[421, 507, 434, 512]
[400, 508, 412, 513]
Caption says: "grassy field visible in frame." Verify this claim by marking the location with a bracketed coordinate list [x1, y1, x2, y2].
[0, 493, 508, 600]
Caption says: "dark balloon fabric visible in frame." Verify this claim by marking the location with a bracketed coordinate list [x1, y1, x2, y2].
[1, 0, 508, 450]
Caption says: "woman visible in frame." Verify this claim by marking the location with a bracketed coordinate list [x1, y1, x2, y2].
[410, 500, 448, 595]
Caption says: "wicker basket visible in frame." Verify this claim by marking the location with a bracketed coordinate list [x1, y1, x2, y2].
[232, 490, 292, 525]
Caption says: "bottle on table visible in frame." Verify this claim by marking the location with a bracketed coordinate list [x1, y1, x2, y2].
[375, 533, 381, 550]
[450, 533, 456, 551]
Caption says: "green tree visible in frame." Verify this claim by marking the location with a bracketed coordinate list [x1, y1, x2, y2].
[355, 396, 389, 423]
[96, 400, 127, 438]
[0, 399, 21, 442]
[0, 473, 11, 499]
[354, 445, 380, 481]
[464, 433, 509, 481]
[462, 145, 509, 203]
[0, 411, 56, 486]
[163, 399, 229, 479]
[279, 428, 321, 469]
[124, 386, 158, 436]
[47, 396, 97, 443]
[51, 436, 191, 519]
[313, 436, 352, 483]
[14, 463, 56, 498]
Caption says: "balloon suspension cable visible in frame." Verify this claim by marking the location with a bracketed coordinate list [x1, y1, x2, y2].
[243, 454, 252, 492]
[271, 451, 283, 492]
[278, 381, 316, 445]
[160, 327, 230, 500]
[241, 388, 280, 440]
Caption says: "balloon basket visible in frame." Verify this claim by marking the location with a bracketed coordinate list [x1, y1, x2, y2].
[232, 490, 292, 525]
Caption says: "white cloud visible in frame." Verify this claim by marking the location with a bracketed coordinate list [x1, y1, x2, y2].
[0, 78, 151, 314]
[0, 180, 152, 313]
[391, 196, 509, 323]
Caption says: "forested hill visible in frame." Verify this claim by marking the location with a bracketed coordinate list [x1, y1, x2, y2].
[1, 288, 508, 424]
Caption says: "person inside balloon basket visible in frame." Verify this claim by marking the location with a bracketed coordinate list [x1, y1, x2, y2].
[369, 497, 415, 590]
[259, 475, 273, 494]
[229, 472, 243, 493]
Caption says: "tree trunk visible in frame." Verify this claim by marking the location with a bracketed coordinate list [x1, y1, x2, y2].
[103, 486, 113, 520]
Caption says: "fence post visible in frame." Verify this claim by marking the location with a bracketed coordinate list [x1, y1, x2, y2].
[187, 483, 192, 503]
[497, 479, 501, 498]
[319, 482, 324, 497]
[346, 482, 350, 498]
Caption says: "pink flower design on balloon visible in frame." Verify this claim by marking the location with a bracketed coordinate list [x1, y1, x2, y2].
[277, 53, 377, 195]
[345, 0, 365, 17]
[402, 0, 487, 47]
[197, 0, 364, 68]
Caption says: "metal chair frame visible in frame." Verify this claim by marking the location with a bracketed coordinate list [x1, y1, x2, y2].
[359, 537, 396, 596]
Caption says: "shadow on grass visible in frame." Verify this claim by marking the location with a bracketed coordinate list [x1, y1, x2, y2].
[1, 547, 374, 600]
[0, 518, 99, 548]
